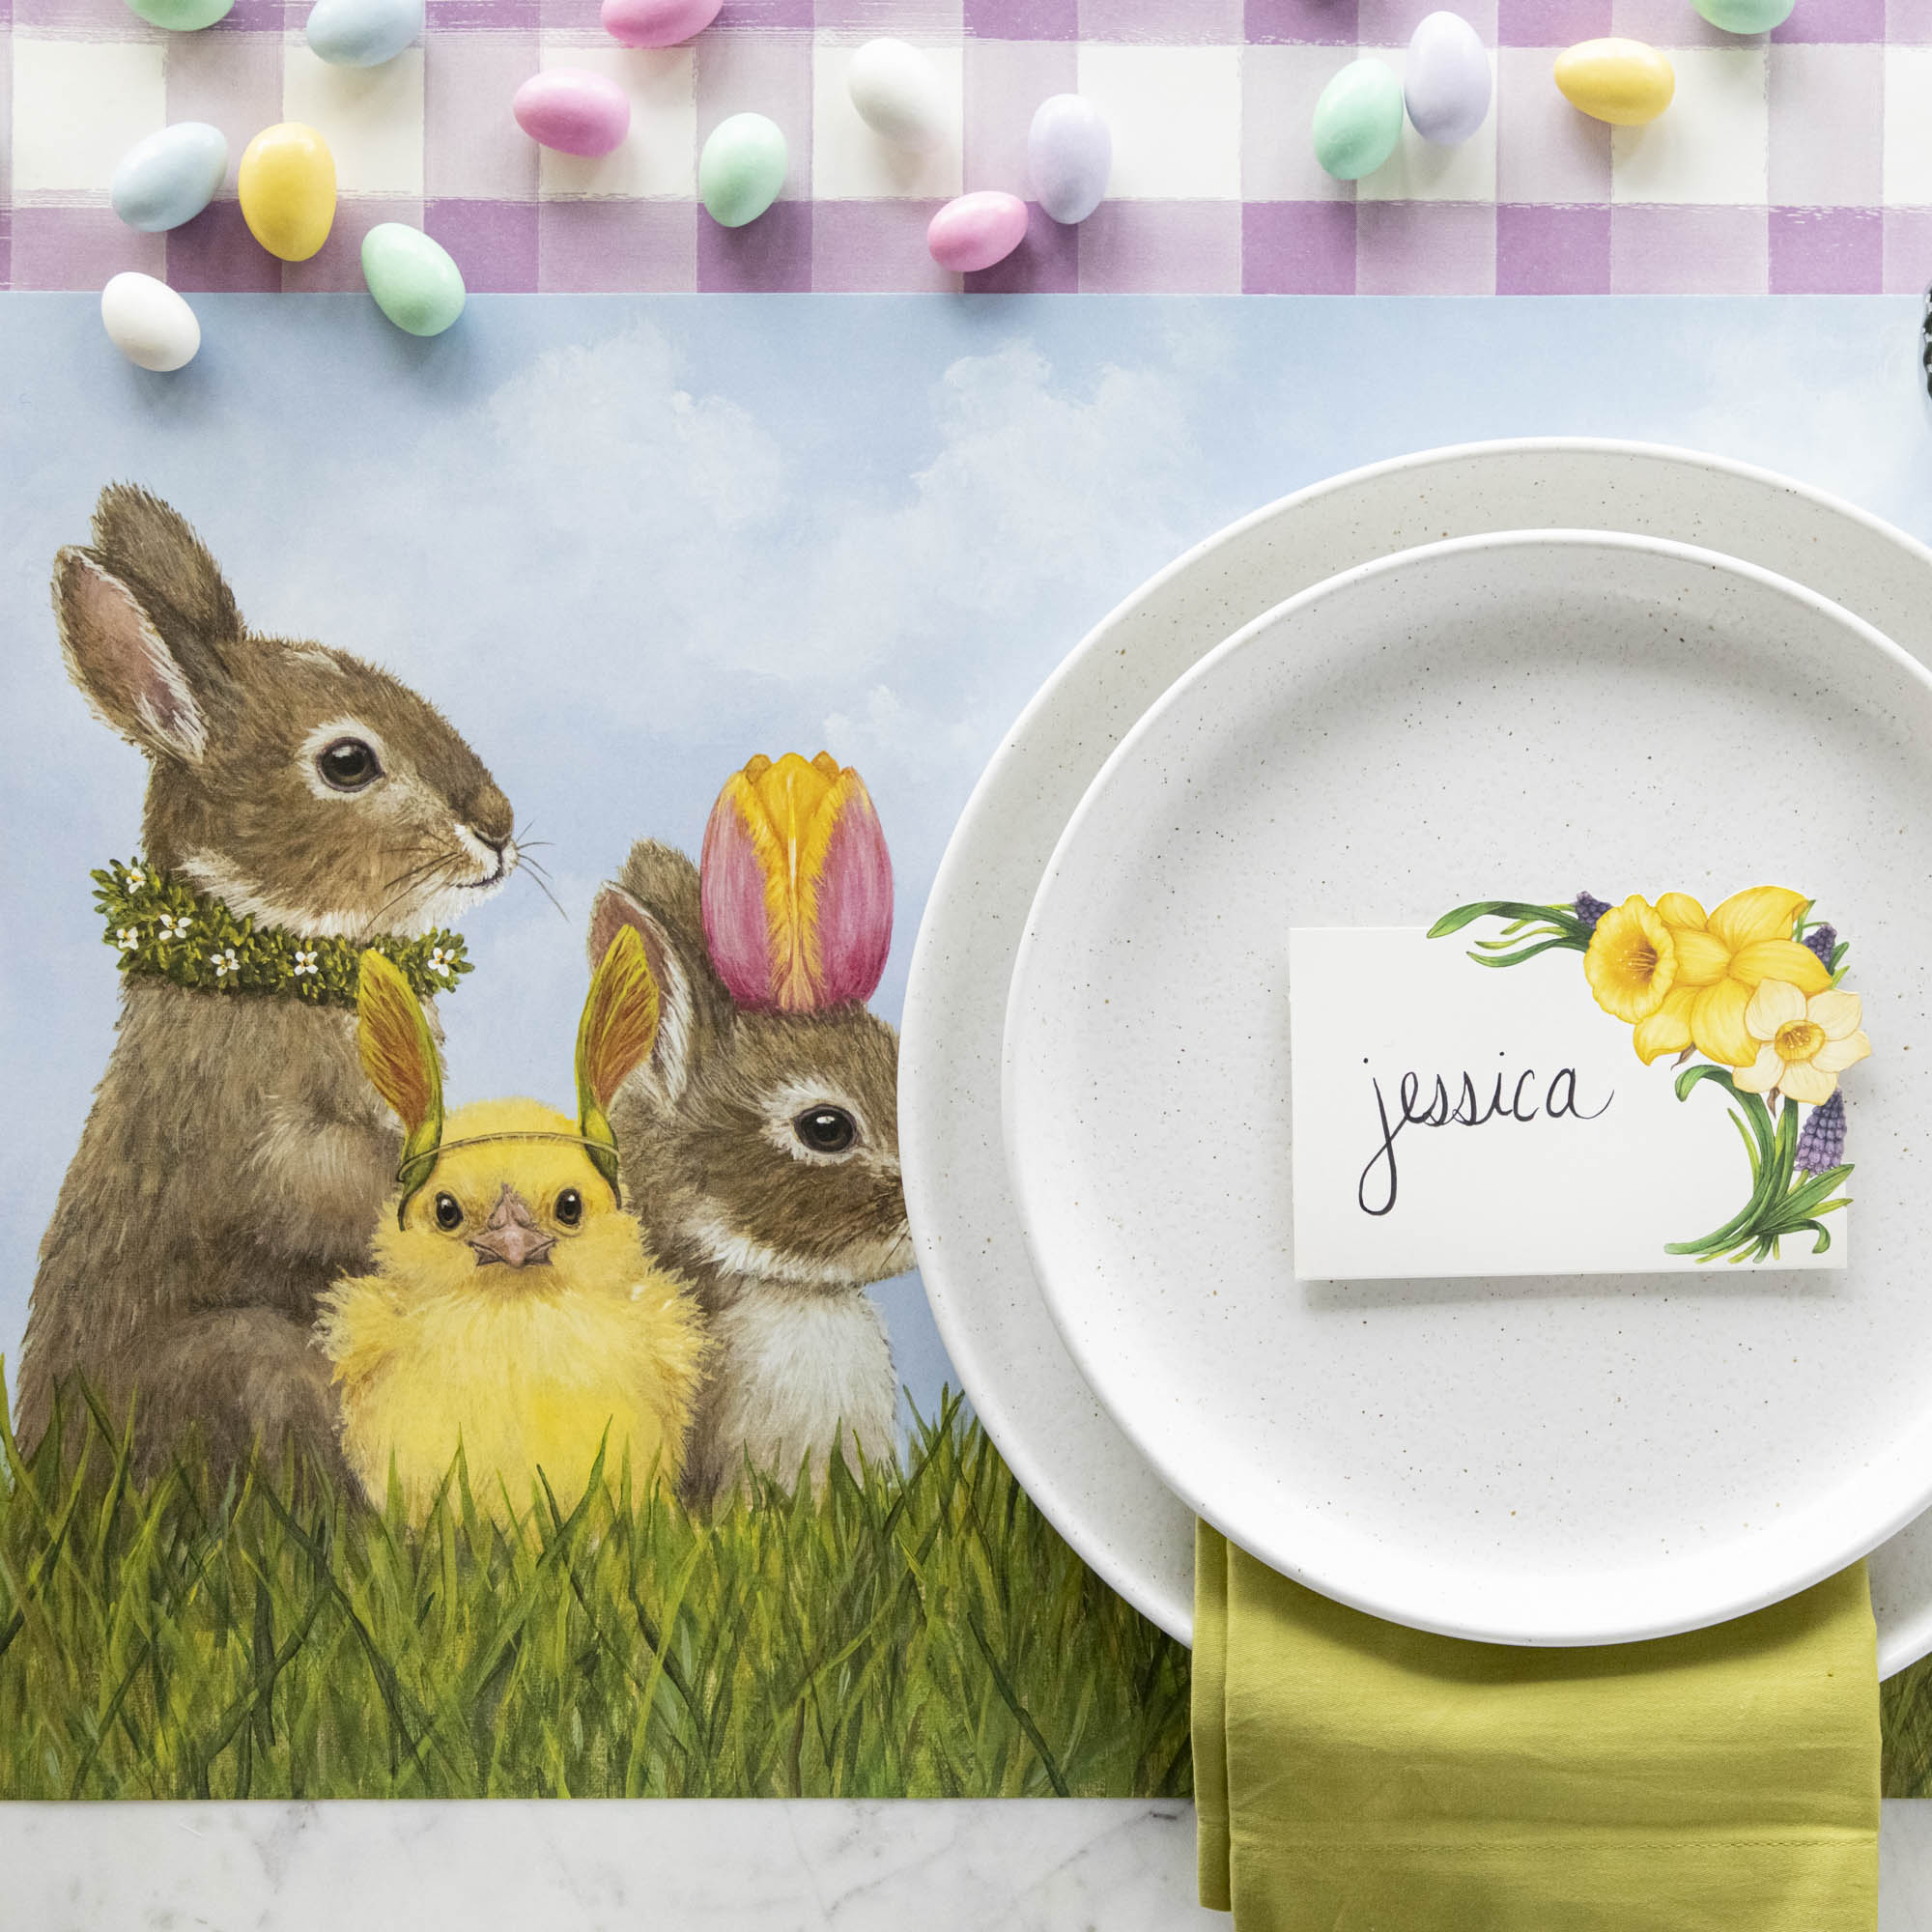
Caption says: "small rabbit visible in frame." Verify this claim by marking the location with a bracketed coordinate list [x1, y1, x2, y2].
[16, 485, 517, 1482]
[589, 760, 911, 1509]
[318, 934, 706, 1526]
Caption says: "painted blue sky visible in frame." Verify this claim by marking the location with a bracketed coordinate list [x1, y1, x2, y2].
[3, 293, 1929, 1429]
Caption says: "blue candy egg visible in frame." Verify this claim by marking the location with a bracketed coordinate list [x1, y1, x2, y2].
[304, 0, 423, 67]
[110, 122, 228, 233]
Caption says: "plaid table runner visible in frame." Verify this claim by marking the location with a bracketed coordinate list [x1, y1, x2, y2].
[4, 0, 1927, 294]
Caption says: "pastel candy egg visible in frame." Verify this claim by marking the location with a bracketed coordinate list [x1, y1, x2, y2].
[238, 122, 336, 263]
[1027, 95, 1111, 226]
[1405, 12, 1492, 145]
[1553, 38, 1674, 125]
[1312, 56, 1405, 182]
[927, 190, 1028, 273]
[361, 223, 466, 336]
[1691, 0, 1794, 29]
[100, 272, 200, 373]
[847, 39, 950, 154]
[698, 113, 788, 228]
[110, 122, 228, 233]
[601, 0, 721, 46]
[305, 0, 424, 67]
[513, 69, 632, 156]
[123, 0, 234, 28]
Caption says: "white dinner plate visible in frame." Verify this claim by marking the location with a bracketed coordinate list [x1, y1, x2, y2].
[1003, 530, 1932, 1648]
[898, 440, 1932, 1668]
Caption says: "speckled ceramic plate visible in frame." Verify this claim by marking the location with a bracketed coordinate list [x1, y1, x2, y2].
[899, 440, 1932, 1666]
[1005, 530, 1932, 1648]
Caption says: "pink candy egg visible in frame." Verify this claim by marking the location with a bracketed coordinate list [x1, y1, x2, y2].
[601, 0, 720, 45]
[926, 191, 1029, 274]
[513, 69, 631, 157]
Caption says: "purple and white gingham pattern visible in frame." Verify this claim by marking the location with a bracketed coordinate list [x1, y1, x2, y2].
[6, 0, 1931, 293]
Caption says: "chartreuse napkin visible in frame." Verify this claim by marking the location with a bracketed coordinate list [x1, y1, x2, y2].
[1193, 1524, 1878, 1931]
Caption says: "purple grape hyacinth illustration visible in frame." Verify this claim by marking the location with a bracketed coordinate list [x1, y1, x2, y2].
[1796, 1091, 1847, 1177]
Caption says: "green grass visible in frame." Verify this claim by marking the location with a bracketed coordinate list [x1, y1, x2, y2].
[0, 1374, 1192, 1801]
[8, 1363, 1927, 1801]
[1883, 1656, 1932, 1799]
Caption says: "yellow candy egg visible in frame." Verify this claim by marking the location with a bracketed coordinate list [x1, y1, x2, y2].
[1553, 38, 1675, 127]
[238, 123, 337, 263]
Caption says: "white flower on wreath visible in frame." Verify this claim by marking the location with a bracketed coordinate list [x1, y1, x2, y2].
[427, 946, 456, 979]
[1733, 980, 1871, 1104]
[292, 950, 320, 979]
[114, 926, 139, 952]
[210, 949, 241, 982]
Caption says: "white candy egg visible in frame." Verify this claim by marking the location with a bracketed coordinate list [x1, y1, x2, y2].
[100, 272, 201, 373]
[846, 39, 950, 153]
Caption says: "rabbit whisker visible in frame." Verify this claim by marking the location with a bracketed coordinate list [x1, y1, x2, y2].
[368, 854, 466, 931]
[521, 867, 570, 923]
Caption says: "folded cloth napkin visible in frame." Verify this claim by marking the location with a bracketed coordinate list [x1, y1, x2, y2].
[1194, 1523, 1878, 1931]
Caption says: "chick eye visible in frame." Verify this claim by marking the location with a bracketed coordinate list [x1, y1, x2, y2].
[317, 737, 383, 792]
[555, 1188, 583, 1228]
[794, 1106, 857, 1154]
[433, 1192, 463, 1231]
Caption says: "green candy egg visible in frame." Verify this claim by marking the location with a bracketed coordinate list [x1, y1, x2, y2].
[360, 223, 466, 338]
[698, 113, 788, 229]
[1312, 56, 1405, 183]
[1691, 0, 1795, 29]
[124, 0, 236, 26]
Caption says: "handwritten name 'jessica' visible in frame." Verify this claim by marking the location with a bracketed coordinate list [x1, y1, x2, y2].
[1356, 1060, 1612, 1216]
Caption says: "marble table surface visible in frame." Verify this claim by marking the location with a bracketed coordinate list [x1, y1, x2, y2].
[3, 1799, 1928, 1928]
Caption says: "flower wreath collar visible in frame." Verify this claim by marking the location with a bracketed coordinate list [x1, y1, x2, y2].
[94, 858, 471, 1010]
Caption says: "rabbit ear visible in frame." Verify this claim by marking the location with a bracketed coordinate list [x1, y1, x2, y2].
[589, 878, 707, 1110]
[576, 924, 661, 1196]
[53, 549, 209, 763]
[355, 951, 444, 1206]
[89, 485, 241, 643]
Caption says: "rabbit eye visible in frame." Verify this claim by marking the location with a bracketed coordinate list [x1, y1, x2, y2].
[554, 1188, 583, 1228]
[433, 1193, 463, 1232]
[317, 736, 383, 792]
[794, 1106, 858, 1155]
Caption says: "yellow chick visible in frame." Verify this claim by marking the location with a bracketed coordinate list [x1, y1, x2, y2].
[318, 931, 706, 1527]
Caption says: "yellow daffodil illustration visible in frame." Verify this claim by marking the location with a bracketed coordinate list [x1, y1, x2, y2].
[1634, 887, 1831, 1067]
[1581, 895, 1676, 1023]
[1732, 981, 1870, 1105]
[1430, 889, 1863, 1265]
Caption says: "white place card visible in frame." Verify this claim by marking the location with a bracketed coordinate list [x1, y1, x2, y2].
[1288, 923, 1853, 1281]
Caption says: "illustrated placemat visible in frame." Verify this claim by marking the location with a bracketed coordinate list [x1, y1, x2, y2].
[6, 0, 1932, 294]
[3, 292, 1932, 1800]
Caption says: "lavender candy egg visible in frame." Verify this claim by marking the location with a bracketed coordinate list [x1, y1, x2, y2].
[1027, 95, 1111, 226]
[601, 0, 720, 45]
[110, 122, 228, 232]
[927, 191, 1028, 273]
[513, 69, 631, 157]
[1405, 11, 1492, 145]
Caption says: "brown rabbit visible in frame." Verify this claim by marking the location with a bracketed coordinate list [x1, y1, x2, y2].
[15, 485, 517, 1481]
[589, 841, 912, 1509]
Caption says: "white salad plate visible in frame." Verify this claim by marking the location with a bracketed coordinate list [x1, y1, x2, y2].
[898, 440, 1932, 1667]
[1003, 529, 1932, 1649]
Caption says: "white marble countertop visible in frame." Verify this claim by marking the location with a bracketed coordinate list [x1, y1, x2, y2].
[3, 1799, 1927, 1929]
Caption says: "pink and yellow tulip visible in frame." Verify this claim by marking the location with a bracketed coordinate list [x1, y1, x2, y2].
[699, 752, 894, 1012]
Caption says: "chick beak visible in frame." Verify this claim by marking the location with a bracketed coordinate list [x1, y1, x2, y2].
[468, 1185, 555, 1270]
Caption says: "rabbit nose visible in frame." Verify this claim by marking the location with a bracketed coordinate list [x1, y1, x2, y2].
[468, 1185, 554, 1269]
[462, 781, 515, 850]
